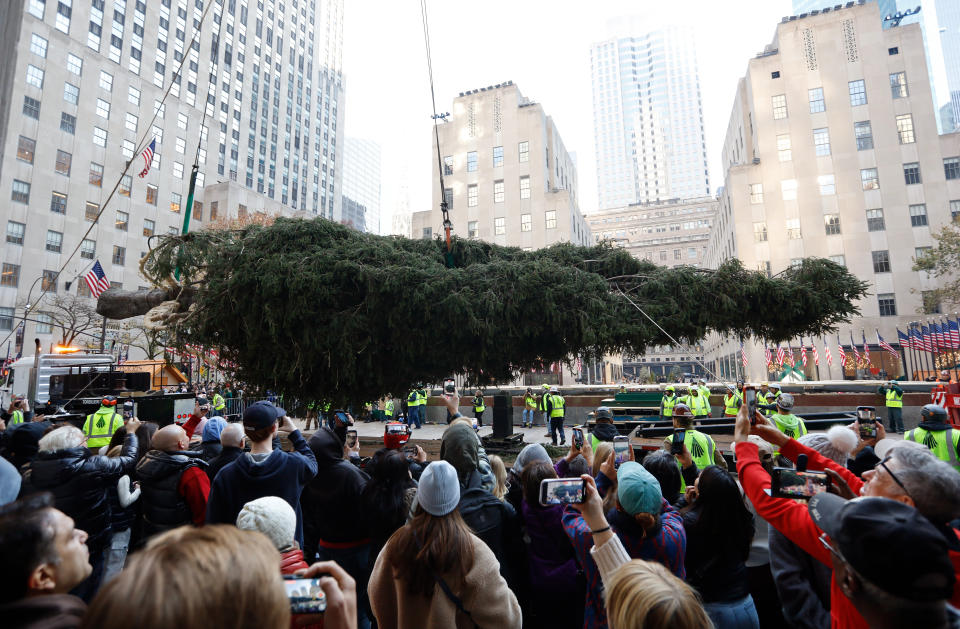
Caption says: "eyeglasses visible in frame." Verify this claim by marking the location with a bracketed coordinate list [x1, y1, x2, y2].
[875, 454, 911, 499]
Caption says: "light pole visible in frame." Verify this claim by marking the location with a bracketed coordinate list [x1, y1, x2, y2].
[21, 275, 47, 405]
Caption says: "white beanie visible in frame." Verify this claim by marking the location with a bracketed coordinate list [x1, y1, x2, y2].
[236, 496, 296, 551]
[418, 460, 460, 517]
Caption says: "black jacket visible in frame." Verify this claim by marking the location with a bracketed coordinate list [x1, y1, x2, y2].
[136, 450, 206, 539]
[205, 446, 243, 482]
[591, 422, 619, 443]
[198, 441, 222, 462]
[21, 433, 137, 552]
[1, 420, 52, 469]
[300, 428, 369, 560]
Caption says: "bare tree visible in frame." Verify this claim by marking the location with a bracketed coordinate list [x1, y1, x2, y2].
[119, 318, 170, 360]
[23, 295, 102, 347]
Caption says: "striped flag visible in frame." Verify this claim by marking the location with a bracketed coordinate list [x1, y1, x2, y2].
[740, 341, 748, 367]
[877, 330, 898, 358]
[823, 337, 832, 366]
[812, 342, 820, 366]
[776, 346, 785, 366]
[861, 330, 871, 364]
[850, 332, 861, 363]
[137, 137, 157, 178]
[764, 346, 772, 368]
[898, 328, 913, 349]
[83, 260, 110, 298]
[921, 325, 933, 351]
[838, 337, 847, 366]
[932, 322, 944, 349]
[801, 343, 808, 367]
[950, 318, 960, 349]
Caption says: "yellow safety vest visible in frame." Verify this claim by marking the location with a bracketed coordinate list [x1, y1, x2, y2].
[473, 397, 486, 413]
[688, 394, 710, 416]
[549, 394, 565, 418]
[885, 389, 903, 408]
[83, 408, 123, 448]
[724, 392, 742, 416]
[661, 395, 677, 417]
[524, 395, 537, 410]
[906, 427, 960, 472]
[212, 393, 225, 411]
[9, 410, 24, 426]
[664, 430, 716, 491]
[385, 400, 395, 417]
[408, 391, 420, 406]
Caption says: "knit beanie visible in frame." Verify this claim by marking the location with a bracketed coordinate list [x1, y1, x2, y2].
[798, 425, 858, 465]
[236, 496, 296, 551]
[418, 460, 460, 516]
[202, 417, 228, 443]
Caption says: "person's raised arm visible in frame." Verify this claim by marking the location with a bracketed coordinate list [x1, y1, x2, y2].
[281, 414, 318, 479]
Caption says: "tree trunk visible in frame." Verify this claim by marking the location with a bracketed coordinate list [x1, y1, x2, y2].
[96, 287, 195, 320]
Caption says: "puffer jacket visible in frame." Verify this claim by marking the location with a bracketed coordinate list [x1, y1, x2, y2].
[136, 449, 206, 539]
[21, 433, 137, 552]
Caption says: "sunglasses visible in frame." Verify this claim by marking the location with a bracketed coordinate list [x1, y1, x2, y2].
[875, 454, 911, 498]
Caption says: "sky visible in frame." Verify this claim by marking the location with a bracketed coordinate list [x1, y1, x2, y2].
[341, 0, 793, 234]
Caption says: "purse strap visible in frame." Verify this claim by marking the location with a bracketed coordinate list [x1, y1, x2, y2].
[414, 531, 480, 628]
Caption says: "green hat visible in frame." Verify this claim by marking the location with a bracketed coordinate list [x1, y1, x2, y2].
[617, 462, 663, 516]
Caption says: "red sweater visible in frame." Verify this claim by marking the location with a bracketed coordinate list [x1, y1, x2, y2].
[175, 413, 211, 526]
[736, 441, 867, 629]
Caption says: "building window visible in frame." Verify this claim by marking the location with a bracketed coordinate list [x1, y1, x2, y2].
[50, 191, 66, 214]
[520, 213, 532, 232]
[660, 251, 667, 261]
[688, 248, 697, 259]
[23, 95, 41, 118]
[422, 227, 432, 240]
[813, 128, 831, 156]
[89, 162, 103, 186]
[143, 219, 155, 236]
[492, 179, 504, 203]
[889, 47, 899, 55]
[125, 112, 138, 132]
[170, 192, 182, 213]
[944, 157, 960, 180]
[443, 188, 453, 209]
[909, 204, 928, 227]
[60, 112, 76, 134]
[866, 208, 885, 231]
[545, 210, 557, 229]
[772, 94, 787, 120]
[80, 239, 95, 259]
[854, 121, 873, 150]
[818, 174, 835, 195]
[824, 214, 841, 235]
[66, 53, 82, 75]
[848, 79, 867, 106]
[749, 183, 763, 203]
[35, 313, 53, 334]
[467, 184, 478, 207]
[45, 230, 63, 253]
[11, 180, 30, 204]
[493, 146, 503, 168]
[17, 136, 36, 163]
[112, 246, 126, 266]
[0, 307, 13, 331]
[1, 263, 20, 288]
[443, 155, 453, 175]
[55, 150, 71, 175]
[519, 176, 530, 199]
[916, 247, 932, 262]
[128, 85, 140, 105]
[26, 64, 44, 88]
[494, 217, 505, 235]
[518, 141, 529, 163]
[30, 33, 48, 57]
[466, 151, 478, 172]
[210, 201, 218, 220]
[193, 202, 202, 221]
[829, 255, 846, 267]
[119, 175, 132, 197]
[146, 185, 158, 205]
[903, 162, 922, 185]
[896, 114, 915, 144]
[6, 221, 25, 245]
[93, 127, 107, 147]
[808, 87, 825, 113]
[890, 72, 908, 99]
[753, 222, 768, 242]
[878, 293, 897, 317]
[776, 135, 791, 162]
[872, 250, 891, 273]
[121, 140, 135, 159]
[781, 179, 798, 201]
[952, 200, 960, 221]
[861, 168, 879, 190]
[786, 218, 801, 239]
[116, 211, 129, 231]
[673, 249, 681, 260]
[63, 82, 79, 105]
[467, 221, 478, 238]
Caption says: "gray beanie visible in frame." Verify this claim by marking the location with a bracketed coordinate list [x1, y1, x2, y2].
[418, 460, 460, 516]
[798, 426, 857, 466]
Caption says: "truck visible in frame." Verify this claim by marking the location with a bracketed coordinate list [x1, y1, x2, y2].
[2, 352, 195, 428]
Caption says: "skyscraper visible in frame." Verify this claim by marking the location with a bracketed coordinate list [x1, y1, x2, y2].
[0, 0, 344, 349]
[341, 137, 381, 233]
[792, 0, 898, 24]
[590, 22, 709, 210]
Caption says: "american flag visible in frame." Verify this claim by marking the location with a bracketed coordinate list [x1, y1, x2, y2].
[932, 322, 944, 349]
[921, 325, 933, 351]
[823, 337, 832, 366]
[84, 260, 110, 298]
[776, 346, 785, 366]
[850, 332, 861, 363]
[898, 328, 913, 349]
[812, 342, 820, 366]
[950, 319, 960, 349]
[801, 343, 808, 367]
[877, 331, 899, 358]
[861, 330, 871, 364]
[740, 341, 748, 367]
[138, 138, 157, 178]
[764, 346, 772, 368]
[838, 337, 847, 366]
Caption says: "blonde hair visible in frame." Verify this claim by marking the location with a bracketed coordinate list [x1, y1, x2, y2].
[82, 525, 288, 629]
[593, 442, 613, 478]
[605, 559, 712, 629]
[449, 417, 473, 430]
[38, 426, 85, 453]
[488, 455, 508, 501]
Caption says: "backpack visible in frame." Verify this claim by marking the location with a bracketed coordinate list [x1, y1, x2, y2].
[457, 480, 518, 587]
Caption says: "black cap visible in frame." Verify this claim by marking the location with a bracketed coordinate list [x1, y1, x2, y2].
[595, 406, 614, 421]
[242, 400, 285, 430]
[808, 495, 955, 601]
[196, 396, 209, 407]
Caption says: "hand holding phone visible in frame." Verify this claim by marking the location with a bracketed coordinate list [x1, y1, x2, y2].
[743, 386, 758, 425]
[771, 467, 831, 499]
[572, 426, 584, 451]
[539, 477, 586, 506]
[613, 436, 630, 468]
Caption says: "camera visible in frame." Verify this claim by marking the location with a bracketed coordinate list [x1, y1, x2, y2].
[670, 430, 686, 455]
[572, 426, 584, 450]
[771, 467, 831, 499]
[539, 478, 586, 506]
[283, 577, 327, 614]
[613, 436, 630, 467]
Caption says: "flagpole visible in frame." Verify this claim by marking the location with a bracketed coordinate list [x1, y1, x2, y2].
[906, 325, 918, 381]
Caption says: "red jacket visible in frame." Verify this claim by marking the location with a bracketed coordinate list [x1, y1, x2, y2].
[280, 548, 310, 575]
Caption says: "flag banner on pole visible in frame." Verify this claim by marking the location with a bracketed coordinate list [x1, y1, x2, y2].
[921, 325, 933, 351]
[812, 342, 820, 366]
[764, 346, 772, 368]
[911, 327, 926, 352]
[801, 343, 808, 367]
[877, 330, 898, 358]
[950, 318, 960, 349]
[861, 330, 870, 364]
[838, 337, 847, 367]
[898, 328, 913, 350]
[740, 341, 748, 367]
[776, 346, 785, 366]
[850, 332, 861, 363]
[932, 322, 944, 349]
[823, 338, 832, 367]
[83, 260, 111, 298]
[137, 137, 157, 178]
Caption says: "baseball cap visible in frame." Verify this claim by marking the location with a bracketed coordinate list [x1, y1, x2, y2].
[808, 494, 955, 601]
[196, 396, 210, 407]
[617, 461, 663, 516]
[873, 438, 928, 461]
[242, 400, 285, 430]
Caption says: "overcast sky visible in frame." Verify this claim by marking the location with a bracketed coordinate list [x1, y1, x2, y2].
[342, 0, 793, 234]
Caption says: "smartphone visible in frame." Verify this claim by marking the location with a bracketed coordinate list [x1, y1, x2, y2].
[613, 436, 630, 467]
[743, 386, 758, 424]
[346, 429, 358, 448]
[856, 406, 877, 438]
[283, 577, 327, 614]
[771, 467, 831, 499]
[670, 430, 686, 455]
[539, 477, 586, 506]
[443, 378, 456, 395]
[334, 411, 351, 426]
[572, 426, 584, 450]
[402, 445, 418, 460]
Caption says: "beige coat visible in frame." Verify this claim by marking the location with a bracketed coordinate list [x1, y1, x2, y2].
[368, 530, 522, 629]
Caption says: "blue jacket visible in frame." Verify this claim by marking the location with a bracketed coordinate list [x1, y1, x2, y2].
[205, 429, 317, 544]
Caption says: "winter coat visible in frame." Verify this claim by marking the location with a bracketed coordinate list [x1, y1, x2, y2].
[280, 548, 310, 575]
[0, 593, 86, 629]
[205, 445, 243, 482]
[136, 450, 206, 538]
[768, 526, 831, 629]
[682, 509, 753, 603]
[519, 499, 580, 591]
[21, 434, 137, 552]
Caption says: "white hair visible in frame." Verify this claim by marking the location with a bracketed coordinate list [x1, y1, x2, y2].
[38, 426, 86, 453]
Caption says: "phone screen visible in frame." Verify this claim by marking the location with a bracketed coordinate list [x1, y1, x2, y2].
[573, 427, 584, 450]
[539, 478, 586, 506]
[386, 423, 407, 434]
[346, 430, 358, 448]
[334, 412, 350, 426]
[743, 386, 757, 422]
[443, 379, 456, 394]
[613, 437, 630, 466]
[772, 468, 831, 499]
[283, 578, 327, 614]
[670, 430, 686, 455]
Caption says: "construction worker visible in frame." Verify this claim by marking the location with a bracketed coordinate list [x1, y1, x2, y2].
[5, 396, 27, 426]
[407, 388, 422, 429]
[590, 406, 619, 450]
[770, 393, 807, 452]
[905, 404, 960, 472]
[759, 382, 782, 416]
[418, 385, 429, 425]
[877, 380, 904, 433]
[212, 389, 226, 416]
[686, 386, 711, 419]
[662, 403, 726, 491]
[659, 385, 678, 422]
[539, 383, 551, 436]
[384, 396, 395, 423]
[522, 388, 537, 428]
[472, 391, 486, 427]
[697, 379, 711, 400]
[546, 386, 566, 446]
[723, 381, 743, 417]
[82, 396, 124, 449]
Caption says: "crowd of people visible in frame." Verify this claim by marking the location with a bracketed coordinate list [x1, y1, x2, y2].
[1, 385, 959, 629]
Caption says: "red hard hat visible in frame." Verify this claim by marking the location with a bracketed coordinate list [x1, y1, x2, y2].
[383, 422, 410, 449]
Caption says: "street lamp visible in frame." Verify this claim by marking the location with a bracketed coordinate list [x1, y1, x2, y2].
[21, 274, 50, 405]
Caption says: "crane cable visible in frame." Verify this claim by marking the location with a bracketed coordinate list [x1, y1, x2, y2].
[419, 0, 453, 267]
